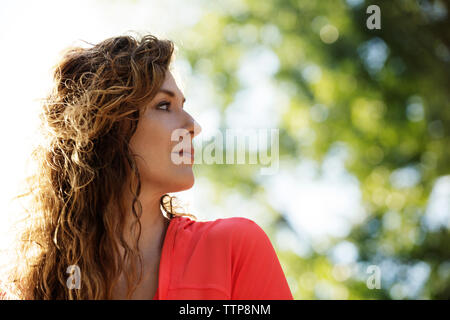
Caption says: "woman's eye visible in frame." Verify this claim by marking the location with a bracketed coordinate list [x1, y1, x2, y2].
[157, 101, 171, 112]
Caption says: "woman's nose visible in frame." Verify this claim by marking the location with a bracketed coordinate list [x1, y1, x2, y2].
[192, 120, 202, 138]
[185, 113, 202, 139]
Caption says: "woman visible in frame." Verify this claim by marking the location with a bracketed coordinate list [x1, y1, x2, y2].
[0, 34, 293, 300]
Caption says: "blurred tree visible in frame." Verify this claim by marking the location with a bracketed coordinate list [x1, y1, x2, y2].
[171, 0, 450, 299]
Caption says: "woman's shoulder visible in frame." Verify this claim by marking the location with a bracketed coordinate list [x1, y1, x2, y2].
[174, 215, 268, 247]
[176, 214, 259, 231]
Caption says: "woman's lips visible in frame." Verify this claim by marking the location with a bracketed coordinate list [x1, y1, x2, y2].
[172, 149, 194, 163]
[179, 148, 194, 155]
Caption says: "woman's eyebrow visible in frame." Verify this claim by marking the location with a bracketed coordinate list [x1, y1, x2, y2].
[158, 88, 186, 103]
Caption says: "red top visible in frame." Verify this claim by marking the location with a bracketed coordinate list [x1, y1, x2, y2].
[152, 215, 293, 300]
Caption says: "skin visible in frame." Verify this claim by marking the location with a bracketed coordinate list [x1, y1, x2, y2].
[112, 70, 202, 299]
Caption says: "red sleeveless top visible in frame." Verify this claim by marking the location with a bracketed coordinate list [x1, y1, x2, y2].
[151, 215, 293, 300]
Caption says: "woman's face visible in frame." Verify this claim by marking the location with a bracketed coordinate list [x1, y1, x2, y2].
[129, 71, 201, 194]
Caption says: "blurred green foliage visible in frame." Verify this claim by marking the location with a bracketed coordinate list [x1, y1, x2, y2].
[170, 0, 450, 299]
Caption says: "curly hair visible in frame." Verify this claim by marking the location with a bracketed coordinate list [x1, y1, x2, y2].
[0, 33, 197, 300]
